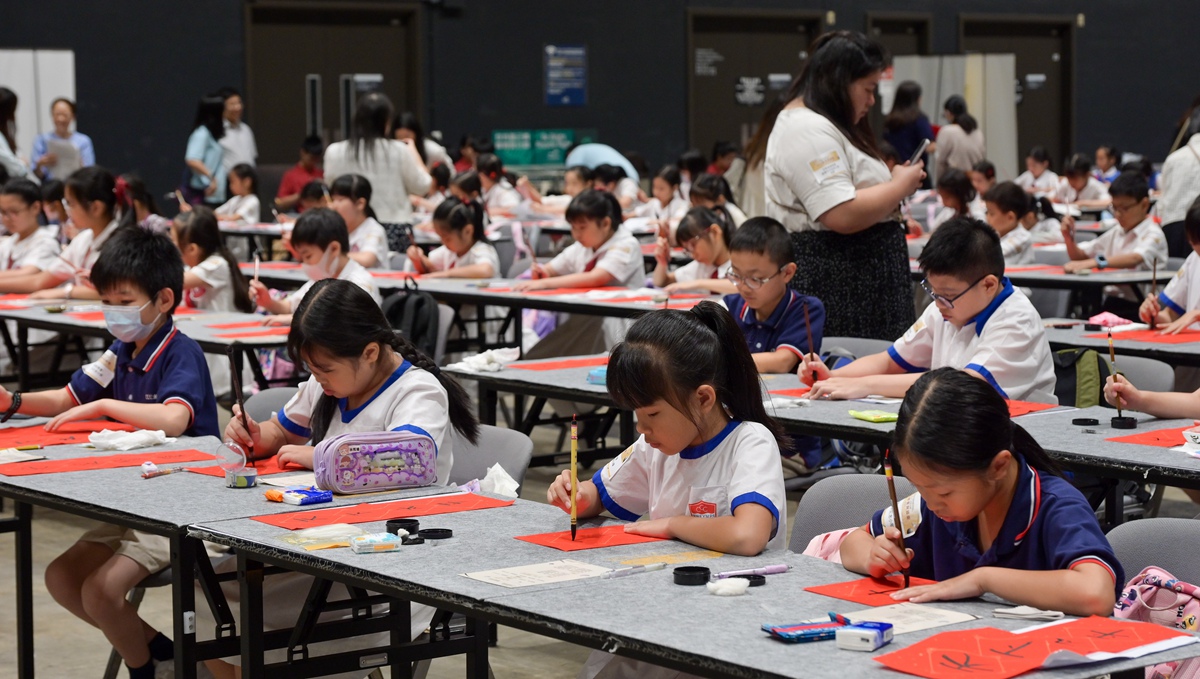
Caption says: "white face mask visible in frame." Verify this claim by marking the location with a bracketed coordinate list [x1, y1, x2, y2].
[301, 247, 335, 281]
[102, 299, 161, 343]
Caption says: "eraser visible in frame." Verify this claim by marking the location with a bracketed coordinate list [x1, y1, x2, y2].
[835, 622, 894, 651]
[1072, 418, 1099, 426]
[349, 533, 404, 554]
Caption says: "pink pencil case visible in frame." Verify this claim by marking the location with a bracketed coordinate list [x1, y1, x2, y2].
[313, 430, 438, 494]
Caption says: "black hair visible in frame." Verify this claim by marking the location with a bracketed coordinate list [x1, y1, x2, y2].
[728, 216, 791, 267]
[608, 301, 788, 449]
[1026, 146, 1051, 165]
[301, 135, 325, 157]
[592, 164, 627, 185]
[66, 166, 117, 222]
[677, 149, 707, 179]
[894, 367, 1060, 475]
[984, 182, 1028, 219]
[885, 81, 923, 131]
[1029, 195, 1059, 221]
[432, 197, 489, 247]
[475, 153, 504, 182]
[0, 87, 17, 152]
[565, 189, 623, 232]
[50, 97, 76, 116]
[429, 162, 451, 191]
[971, 159, 997, 181]
[918, 216, 1004, 281]
[676, 207, 733, 250]
[299, 180, 327, 204]
[228, 163, 258, 195]
[116, 173, 158, 230]
[1120, 158, 1154, 181]
[654, 164, 682, 189]
[878, 140, 899, 163]
[217, 86, 241, 101]
[90, 224, 183, 314]
[1108, 171, 1150, 202]
[173, 205, 253, 313]
[565, 165, 595, 184]
[288, 279, 479, 445]
[349, 92, 394, 162]
[1063, 153, 1093, 179]
[1096, 144, 1120, 166]
[1185, 195, 1200, 245]
[329, 173, 376, 220]
[942, 95, 978, 135]
[787, 31, 888, 157]
[451, 170, 482, 196]
[470, 137, 494, 155]
[193, 94, 225, 140]
[690, 173, 737, 206]
[744, 95, 787, 170]
[391, 111, 428, 164]
[2, 178, 42, 206]
[936, 169, 975, 210]
[711, 141, 739, 161]
[291, 207, 350, 253]
[41, 178, 65, 203]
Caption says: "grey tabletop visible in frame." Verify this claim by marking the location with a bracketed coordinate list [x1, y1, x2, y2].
[1004, 266, 1167, 290]
[0, 305, 289, 350]
[1045, 324, 1200, 367]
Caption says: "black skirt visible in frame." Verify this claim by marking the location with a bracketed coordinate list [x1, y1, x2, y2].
[789, 222, 914, 341]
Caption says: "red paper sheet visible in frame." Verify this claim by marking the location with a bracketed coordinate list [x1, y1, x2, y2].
[68, 308, 198, 322]
[0, 293, 29, 301]
[769, 387, 811, 398]
[510, 356, 609, 371]
[1084, 329, 1200, 344]
[0, 303, 26, 310]
[804, 574, 938, 606]
[1107, 425, 1191, 447]
[523, 286, 632, 296]
[514, 524, 668, 551]
[594, 294, 709, 304]
[1007, 400, 1056, 418]
[1004, 265, 1061, 273]
[185, 455, 300, 478]
[206, 320, 268, 330]
[0, 448, 218, 477]
[213, 327, 291, 339]
[252, 262, 302, 270]
[251, 492, 515, 530]
[370, 271, 419, 280]
[0, 420, 135, 449]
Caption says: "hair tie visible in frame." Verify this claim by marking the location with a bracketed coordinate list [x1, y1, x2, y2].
[114, 177, 130, 207]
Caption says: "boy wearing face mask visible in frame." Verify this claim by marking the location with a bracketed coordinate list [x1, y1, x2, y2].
[249, 207, 381, 325]
[0, 226, 219, 679]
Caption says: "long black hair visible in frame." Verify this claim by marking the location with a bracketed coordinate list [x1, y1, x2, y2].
[349, 92, 394, 162]
[433, 196, 489, 247]
[392, 111, 428, 165]
[173, 205, 254, 313]
[690, 173, 738, 207]
[565, 189, 622, 232]
[894, 368, 1060, 475]
[943, 95, 978, 135]
[786, 30, 889, 157]
[66, 166, 118, 224]
[288, 279, 479, 445]
[193, 94, 225, 140]
[607, 301, 788, 449]
[885, 81, 923, 131]
[0, 87, 17, 152]
[330, 173, 377, 221]
[936, 169, 975, 211]
[116, 173, 158, 231]
[675, 206, 733, 249]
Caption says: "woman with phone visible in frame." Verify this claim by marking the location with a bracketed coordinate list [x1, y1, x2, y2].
[765, 31, 925, 340]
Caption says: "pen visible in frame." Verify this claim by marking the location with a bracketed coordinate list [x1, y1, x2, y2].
[142, 466, 184, 479]
[802, 301, 818, 385]
[712, 564, 791, 579]
[884, 448, 910, 588]
[253, 254, 260, 284]
[601, 562, 668, 579]
[1108, 330, 1124, 418]
[1150, 258, 1158, 331]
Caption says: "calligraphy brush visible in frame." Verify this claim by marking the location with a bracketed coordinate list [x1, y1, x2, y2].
[884, 448, 910, 588]
[1150, 258, 1158, 331]
[1107, 330, 1123, 419]
[802, 301, 818, 386]
[226, 344, 257, 464]
[570, 414, 578, 540]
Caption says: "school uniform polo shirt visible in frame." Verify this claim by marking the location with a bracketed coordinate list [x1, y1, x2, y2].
[546, 226, 645, 288]
[1077, 216, 1169, 301]
[869, 454, 1123, 593]
[723, 288, 824, 359]
[592, 420, 787, 551]
[999, 226, 1034, 266]
[673, 258, 731, 283]
[887, 278, 1058, 404]
[1052, 176, 1110, 204]
[1159, 251, 1200, 323]
[67, 320, 220, 438]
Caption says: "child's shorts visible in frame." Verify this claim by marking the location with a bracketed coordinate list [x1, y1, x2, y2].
[78, 525, 172, 574]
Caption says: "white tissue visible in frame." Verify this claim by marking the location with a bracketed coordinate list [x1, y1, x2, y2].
[706, 578, 750, 596]
[446, 347, 521, 372]
[478, 463, 520, 498]
[764, 397, 810, 409]
[993, 605, 1064, 621]
[89, 429, 177, 451]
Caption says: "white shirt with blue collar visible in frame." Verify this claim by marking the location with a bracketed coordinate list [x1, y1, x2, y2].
[888, 278, 1058, 404]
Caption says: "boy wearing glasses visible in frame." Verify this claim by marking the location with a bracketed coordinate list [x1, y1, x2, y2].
[801, 217, 1057, 404]
[982, 182, 1035, 266]
[723, 216, 824, 374]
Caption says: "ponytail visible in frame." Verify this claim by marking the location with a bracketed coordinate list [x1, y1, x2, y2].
[566, 189, 623, 234]
[174, 206, 254, 313]
[676, 207, 733, 250]
[432, 196, 489, 248]
[330, 174, 377, 221]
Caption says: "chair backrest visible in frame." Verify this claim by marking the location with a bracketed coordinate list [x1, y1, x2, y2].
[254, 164, 291, 221]
[244, 387, 299, 423]
[790, 474, 916, 552]
[1027, 289, 1071, 319]
[389, 251, 408, 271]
[1116, 355, 1175, 393]
[1107, 518, 1200, 585]
[822, 336, 894, 359]
[434, 303, 455, 365]
[507, 257, 533, 279]
[447, 425, 534, 494]
[1169, 256, 1188, 272]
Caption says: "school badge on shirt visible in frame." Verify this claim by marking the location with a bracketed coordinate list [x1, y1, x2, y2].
[81, 350, 117, 388]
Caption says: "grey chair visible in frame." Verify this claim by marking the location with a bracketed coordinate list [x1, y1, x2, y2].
[243, 387, 299, 423]
[789, 473, 916, 553]
[1033, 247, 1070, 266]
[821, 336, 893, 359]
[446, 424, 534, 494]
[1115, 355, 1176, 393]
[1107, 517, 1200, 585]
[103, 569, 174, 679]
[434, 303, 455, 365]
[1169, 256, 1188, 272]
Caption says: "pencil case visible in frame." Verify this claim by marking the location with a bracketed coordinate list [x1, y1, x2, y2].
[349, 533, 405, 554]
[848, 410, 898, 423]
[586, 367, 607, 385]
[313, 430, 438, 495]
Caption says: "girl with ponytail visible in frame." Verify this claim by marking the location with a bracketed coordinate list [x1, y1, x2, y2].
[840, 367, 1122, 617]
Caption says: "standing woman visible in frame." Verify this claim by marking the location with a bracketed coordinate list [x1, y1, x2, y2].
[765, 31, 924, 340]
[734, 96, 785, 219]
[31, 98, 95, 180]
[183, 94, 227, 206]
[883, 81, 936, 186]
[324, 93, 431, 226]
[935, 95, 986, 179]
[0, 88, 34, 181]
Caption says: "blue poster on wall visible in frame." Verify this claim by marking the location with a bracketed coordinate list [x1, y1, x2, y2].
[545, 44, 587, 107]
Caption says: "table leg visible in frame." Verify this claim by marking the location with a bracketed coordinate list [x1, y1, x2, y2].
[1105, 481, 1123, 528]
[479, 384, 498, 426]
[16, 323, 29, 392]
[465, 616, 490, 679]
[390, 597, 412, 679]
[239, 555, 266, 679]
[15, 501, 33, 679]
[172, 534, 199, 679]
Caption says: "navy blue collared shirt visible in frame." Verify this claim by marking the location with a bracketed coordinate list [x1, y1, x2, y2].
[724, 289, 824, 361]
[68, 320, 220, 439]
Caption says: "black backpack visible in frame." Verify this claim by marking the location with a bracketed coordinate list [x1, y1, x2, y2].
[381, 279, 440, 358]
[1052, 347, 1115, 409]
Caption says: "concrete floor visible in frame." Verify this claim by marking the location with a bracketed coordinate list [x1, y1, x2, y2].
[1, 404, 1196, 678]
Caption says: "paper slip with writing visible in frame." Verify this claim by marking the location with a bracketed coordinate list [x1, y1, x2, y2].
[0, 449, 46, 464]
[260, 472, 317, 488]
[463, 560, 612, 588]
[796, 603, 976, 635]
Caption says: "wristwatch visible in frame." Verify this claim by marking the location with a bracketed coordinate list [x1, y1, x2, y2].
[1095, 254, 1109, 269]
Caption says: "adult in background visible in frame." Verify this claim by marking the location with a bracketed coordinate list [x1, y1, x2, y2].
[183, 94, 227, 206]
[392, 111, 451, 169]
[1158, 127, 1200, 258]
[30, 98, 95, 180]
[935, 95, 985, 179]
[218, 87, 256, 173]
[883, 80, 935, 187]
[730, 95, 786, 218]
[765, 31, 923, 340]
[0, 88, 33, 181]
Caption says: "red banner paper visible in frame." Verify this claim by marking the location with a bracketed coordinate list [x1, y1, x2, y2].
[185, 455, 300, 478]
[1084, 329, 1200, 344]
[251, 492, 514, 530]
[510, 356, 609, 371]
[213, 327, 291, 339]
[251, 262, 302, 270]
[804, 574, 937, 606]
[1107, 425, 1191, 448]
[769, 387, 811, 398]
[514, 524, 668, 551]
[0, 448, 217, 477]
[206, 320, 268, 330]
[1006, 400, 1056, 418]
[370, 271, 419, 280]
[0, 420, 135, 449]
[69, 308, 197, 322]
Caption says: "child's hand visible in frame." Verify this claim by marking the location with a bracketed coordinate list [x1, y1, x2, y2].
[225, 404, 261, 452]
[178, 202, 193, 213]
[29, 288, 66, 300]
[654, 237, 670, 269]
[1160, 309, 1200, 335]
[663, 281, 695, 295]
[623, 518, 673, 539]
[1104, 374, 1142, 412]
[1140, 296, 1162, 325]
[808, 377, 872, 401]
[546, 469, 590, 514]
[867, 527, 913, 579]
[249, 279, 273, 309]
[277, 445, 315, 469]
[406, 244, 427, 273]
[1063, 259, 1092, 273]
[261, 314, 291, 326]
[1060, 215, 1076, 239]
[797, 353, 831, 387]
[45, 400, 106, 432]
[656, 220, 671, 241]
[892, 571, 984, 604]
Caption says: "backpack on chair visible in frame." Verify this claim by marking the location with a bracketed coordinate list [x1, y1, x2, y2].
[381, 279, 440, 358]
[1053, 347, 1114, 408]
[1114, 566, 1200, 678]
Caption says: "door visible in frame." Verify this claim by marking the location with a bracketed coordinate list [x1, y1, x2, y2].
[246, 3, 422, 165]
[961, 16, 1074, 170]
[687, 10, 822, 159]
[865, 13, 932, 144]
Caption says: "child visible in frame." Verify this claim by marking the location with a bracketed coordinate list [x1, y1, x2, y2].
[28, 166, 123, 300]
[214, 163, 261, 224]
[1022, 195, 1064, 245]
[0, 178, 61, 284]
[405, 197, 499, 278]
[515, 189, 645, 291]
[968, 160, 997, 220]
[40, 178, 67, 236]
[22, 226, 219, 679]
[476, 153, 520, 211]
[1013, 146, 1058, 195]
[592, 163, 640, 210]
[521, 165, 593, 215]
[708, 140, 740, 175]
[411, 161, 451, 213]
[250, 208, 381, 324]
[689, 173, 747, 226]
[219, 278, 480, 674]
[801, 217, 1057, 403]
[652, 207, 736, 295]
[449, 169, 482, 204]
[840, 367, 1121, 617]
[928, 168, 975, 232]
[1139, 198, 1200, 334]
[1052, 153, 1111, 207]
[117, 174, 171, 234]
[677, 148, 707, 198]
[634, 165, 689, 224]
[1093, 144, 1121, 184]
[296, 179, 329, 213]
[330, 173, 389, 269]
[1063, 172, 1167, 316]
[723, 216, 823, 374]
[983, 182, 1034, 266]
[275, 135, 325, 213]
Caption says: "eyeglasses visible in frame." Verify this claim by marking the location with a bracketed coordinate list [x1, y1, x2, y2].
[0, 206, 32, 219]
[921, 275, 986, 309]
[1109, 200, 1142, 216]
[726, 268, 784, 291]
